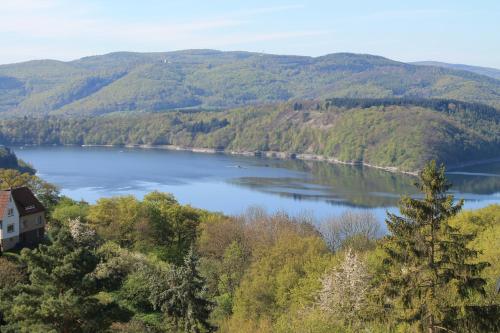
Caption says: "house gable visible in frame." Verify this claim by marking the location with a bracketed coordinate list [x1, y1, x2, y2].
[1, 187, 46, 251]
[0, 191, 20, 240]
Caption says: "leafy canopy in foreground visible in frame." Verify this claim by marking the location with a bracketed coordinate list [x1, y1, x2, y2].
[1, 164, 498, 332]
[0, 222, 119, 333]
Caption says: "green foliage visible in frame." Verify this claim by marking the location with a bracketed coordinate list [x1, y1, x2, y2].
[0, 222, 126, 332]
[148, 248, 214, 333]
[1, 99, 498, 171]
[0, 50, 499, 116]
[119, 268, 156, 313]
[51, 196, 90, 223]
[84, 192, 202, 265]
[0, 168, 60, 211]
[141, 192, 200, 264]
[448, 205, 500, 304]
[0, 146, 35, 174]
[107, 247, 172, 332]
[412, 61, 500, 80]
[231, 234, 330, 326]
[0, 257, 26, 290]
[1, 174, 498, 332]
[88, 196, 142, 248]
[380, 161, 494, 332]
[218, 242, 247, 301]
[25, 173, 61, 212]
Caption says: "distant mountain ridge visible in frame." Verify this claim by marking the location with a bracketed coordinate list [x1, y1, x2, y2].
[0, 49, 499, 117]
[411, 61, 500, 80]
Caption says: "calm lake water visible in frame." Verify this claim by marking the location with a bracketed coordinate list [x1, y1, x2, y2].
[13, 146, 500, 224]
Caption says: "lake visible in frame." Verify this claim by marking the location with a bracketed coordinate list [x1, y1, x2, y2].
[13, 146, 500, 224]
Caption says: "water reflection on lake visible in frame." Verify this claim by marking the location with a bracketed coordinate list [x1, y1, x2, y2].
[13, 146, 500, 223]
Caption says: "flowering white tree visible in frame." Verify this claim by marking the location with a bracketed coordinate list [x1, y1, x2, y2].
[317, 248, 370, 327]
[68, 217, 98, 248]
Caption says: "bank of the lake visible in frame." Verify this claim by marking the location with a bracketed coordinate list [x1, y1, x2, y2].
[84, 142, 500, 175]
[81, 143, 420, 175]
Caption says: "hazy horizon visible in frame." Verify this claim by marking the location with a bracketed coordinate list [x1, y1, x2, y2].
[2, 48, 500, 71]
[1, 0, 499, 68]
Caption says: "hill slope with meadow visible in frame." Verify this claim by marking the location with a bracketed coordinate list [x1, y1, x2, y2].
[1, 98, 498, 172]
[0, 50, 499, 116]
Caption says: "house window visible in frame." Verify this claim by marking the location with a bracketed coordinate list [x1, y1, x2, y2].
[7, 224, 14, 233]
[37, 216, 43, 225]
[0, 220, 2, 228]
[7, 208, 14, 216]
[25, 205, 35, 211]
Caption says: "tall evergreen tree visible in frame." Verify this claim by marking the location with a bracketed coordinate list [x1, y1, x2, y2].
[148, 247, 214, 333]
[381, 161, 489, 333]
[178, 248, 214, 332]
[0, 222, 121, 333]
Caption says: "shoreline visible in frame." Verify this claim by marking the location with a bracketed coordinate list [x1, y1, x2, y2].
[445, 157, 500, 170]
[17, 143, 499, 176]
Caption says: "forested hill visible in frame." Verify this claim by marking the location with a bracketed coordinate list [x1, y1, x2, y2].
[0, 49, 499, 117]
[412, 61, 500, 80]
[1, 98, 498, 172]
[0, 146, 35, 174]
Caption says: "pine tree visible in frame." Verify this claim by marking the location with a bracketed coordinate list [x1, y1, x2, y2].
[148, 247, 214, 333]
[0, 222, 117, 333]
[179, 248, 214, 332]
[381, 161, 489, 333]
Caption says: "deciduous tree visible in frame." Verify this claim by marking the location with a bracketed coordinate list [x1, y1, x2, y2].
[317, 248, 370, 328]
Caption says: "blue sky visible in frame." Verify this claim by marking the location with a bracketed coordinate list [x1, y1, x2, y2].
[1, 0, 499, 67]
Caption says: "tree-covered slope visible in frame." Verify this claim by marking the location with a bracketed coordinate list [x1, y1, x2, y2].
[412, 61, 500, 80]
[0, 99, 498, 172]
[0, 50, 499, 116]
[0, 146, 35, 174]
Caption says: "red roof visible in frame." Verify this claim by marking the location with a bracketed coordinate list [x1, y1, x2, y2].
[0, 191, 10, 219]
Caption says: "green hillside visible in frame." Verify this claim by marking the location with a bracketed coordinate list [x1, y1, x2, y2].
[412, 61, 500, 80]
[0, 50, 499, 116]
[0, 98, 498, 172]
[0, 146, 35, 174]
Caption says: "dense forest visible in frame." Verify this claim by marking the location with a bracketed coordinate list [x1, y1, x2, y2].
[0, 162, 499, 332]
[1, 98, 498, 172]
[0, 146, 35, 174]
[1, 50, 499, 117]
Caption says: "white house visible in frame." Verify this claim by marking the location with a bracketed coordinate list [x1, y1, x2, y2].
[0, 187, 45, 251]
